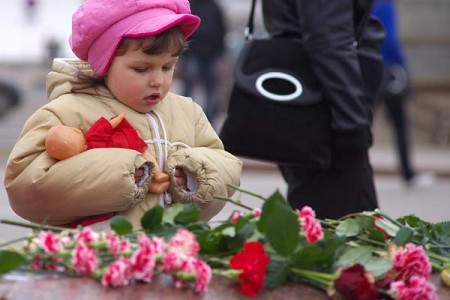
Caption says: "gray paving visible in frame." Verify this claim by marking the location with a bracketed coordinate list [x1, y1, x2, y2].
[2, 165, 450, 244]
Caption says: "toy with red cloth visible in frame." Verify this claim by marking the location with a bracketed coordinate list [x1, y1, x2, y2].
[45, 112, 170, 228]
[45, 112, 170, 194]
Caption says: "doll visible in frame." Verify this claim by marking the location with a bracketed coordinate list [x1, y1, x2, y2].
[45, 112, 170, 194]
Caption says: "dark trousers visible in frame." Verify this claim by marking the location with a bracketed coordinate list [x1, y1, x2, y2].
[278, 149, 378, 219]
[384, 98, 415, 181]
[180, 52, 219, 123]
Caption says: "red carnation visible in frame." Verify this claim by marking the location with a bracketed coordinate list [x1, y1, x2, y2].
[334, 264, 379, 300]
[229, 241, 271, 297]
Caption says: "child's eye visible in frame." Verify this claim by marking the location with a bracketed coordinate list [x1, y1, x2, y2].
[133, 67, 147, 73]
[163, 65, 175, 71]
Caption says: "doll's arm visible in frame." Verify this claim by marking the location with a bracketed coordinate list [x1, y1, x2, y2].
[142, 151, 170, 194]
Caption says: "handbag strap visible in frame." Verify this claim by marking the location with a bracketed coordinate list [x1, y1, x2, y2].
[246, 0, 374, 45]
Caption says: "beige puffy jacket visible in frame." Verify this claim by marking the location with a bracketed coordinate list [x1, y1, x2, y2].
[4, 59, 242, 229]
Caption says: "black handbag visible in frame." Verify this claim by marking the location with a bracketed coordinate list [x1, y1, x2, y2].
[219, 0, 382, 168]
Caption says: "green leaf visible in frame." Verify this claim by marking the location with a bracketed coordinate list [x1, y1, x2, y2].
[148, 223, 179, 239]
[335, 219, 361, 237]
[257, 190, 288, 233]
[368, 229, 386, 243]
[394, 227, 414, 246]
[174, 204, 200, 225]
[197, 231, 224, 254]
[265, 198, 299, 257]
[0, 250, 27, 274]
[337, 246, 373, 267]
[436, 221, 450, 235]
[221, 227, 236, 237]
[162, 203, 184, 224]
[141, 205, 163, 230]
[226, 223, 255, 252]
[364, 256, 392, 278]
[355, 215, 376, 230]
[110, 215, 133, 235]
[184, 221, 210, 233]
[397, 214, 427, 228]
[265, 260, 290, 290]
[374, 218, 400, 237]
[292, 236, 346, 269]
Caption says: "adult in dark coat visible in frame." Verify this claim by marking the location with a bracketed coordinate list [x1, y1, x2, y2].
[261, 0, 385, 219]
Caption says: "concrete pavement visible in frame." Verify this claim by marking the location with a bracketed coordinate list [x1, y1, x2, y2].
[2, 163, 450, 244]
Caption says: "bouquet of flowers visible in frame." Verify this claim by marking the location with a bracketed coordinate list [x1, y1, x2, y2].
[1, 186, 449, 299]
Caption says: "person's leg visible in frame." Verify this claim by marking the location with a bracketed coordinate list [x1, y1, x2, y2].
[384, 99, 415, 181]
[180, 53, 199, 98]
[198, 57, 218, 123]
[278, 150, 377, 219]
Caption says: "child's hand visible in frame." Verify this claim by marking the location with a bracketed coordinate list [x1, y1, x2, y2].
[174, 167, 189, 191]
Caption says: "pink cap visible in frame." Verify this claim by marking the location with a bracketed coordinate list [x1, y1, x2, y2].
[69, 0, 200, 76]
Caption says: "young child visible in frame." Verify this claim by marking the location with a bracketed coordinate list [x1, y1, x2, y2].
[4, 0, 242, 231]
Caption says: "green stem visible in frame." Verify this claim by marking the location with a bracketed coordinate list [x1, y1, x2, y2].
[431, 261, 443, 272]
[0, 219, 69, 232]
[356, 236, 386, 247]
[290, 268, 338, 287]
[226, 184, 267, 201]
[427, 250, 450, 265]
[214, 195, 253, 211]
[0, 236, 32, 248]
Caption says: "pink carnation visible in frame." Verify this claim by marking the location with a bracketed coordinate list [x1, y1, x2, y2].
[106, 233, 130, 256]
[174, 256, 198, 289]
[151, 236, 166, 256]
[38, 230, 64, 253]
[390, 275, 437, 300]
[131, 235, 157, 282]
[163, 251, 182, 272]
[252, 208, 262, 218]
[389, 243, 432, 280]
[298, 206, 324, 243]
[101, 257, 133, 287]
[171, 256, 212, 294]
[74, 227, 98, 244]
[30, 256, 43, 270]
[72, 242, 99, 275]
[167, 228, 200, 258]
[231, 211, 242, 223]
[193, 259, 212, 294]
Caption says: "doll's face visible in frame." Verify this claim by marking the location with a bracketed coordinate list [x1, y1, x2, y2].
[104, 37, 178, 113]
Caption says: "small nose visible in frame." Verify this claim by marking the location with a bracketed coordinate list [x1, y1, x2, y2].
[148, 70, 163, 87]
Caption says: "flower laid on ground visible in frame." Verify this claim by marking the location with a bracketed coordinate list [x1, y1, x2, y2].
[229, 241, 271, 296]
[1, 185, 449, 299]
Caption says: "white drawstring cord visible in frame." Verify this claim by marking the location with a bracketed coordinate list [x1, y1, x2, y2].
[145, 112, 166, 206]
[152, 110, 173, 205]
[145, 139, 190, 149]
[153, 110, 169, 163]
[144, 111, 193, 206]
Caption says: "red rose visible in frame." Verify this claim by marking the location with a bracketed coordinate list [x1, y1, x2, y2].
[334, 264, 379, 300]
[229, 241, 271, 297]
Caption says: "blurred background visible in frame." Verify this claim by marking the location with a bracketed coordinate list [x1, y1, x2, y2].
[1, 0, 449, 242]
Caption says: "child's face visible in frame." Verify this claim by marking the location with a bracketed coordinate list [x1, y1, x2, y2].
[104, 38, 178, 113]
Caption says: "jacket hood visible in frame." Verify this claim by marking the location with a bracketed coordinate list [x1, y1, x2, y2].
[46, 58, 113, 101]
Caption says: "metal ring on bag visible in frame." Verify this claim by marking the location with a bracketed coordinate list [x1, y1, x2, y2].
[255, 72, 303, 101]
